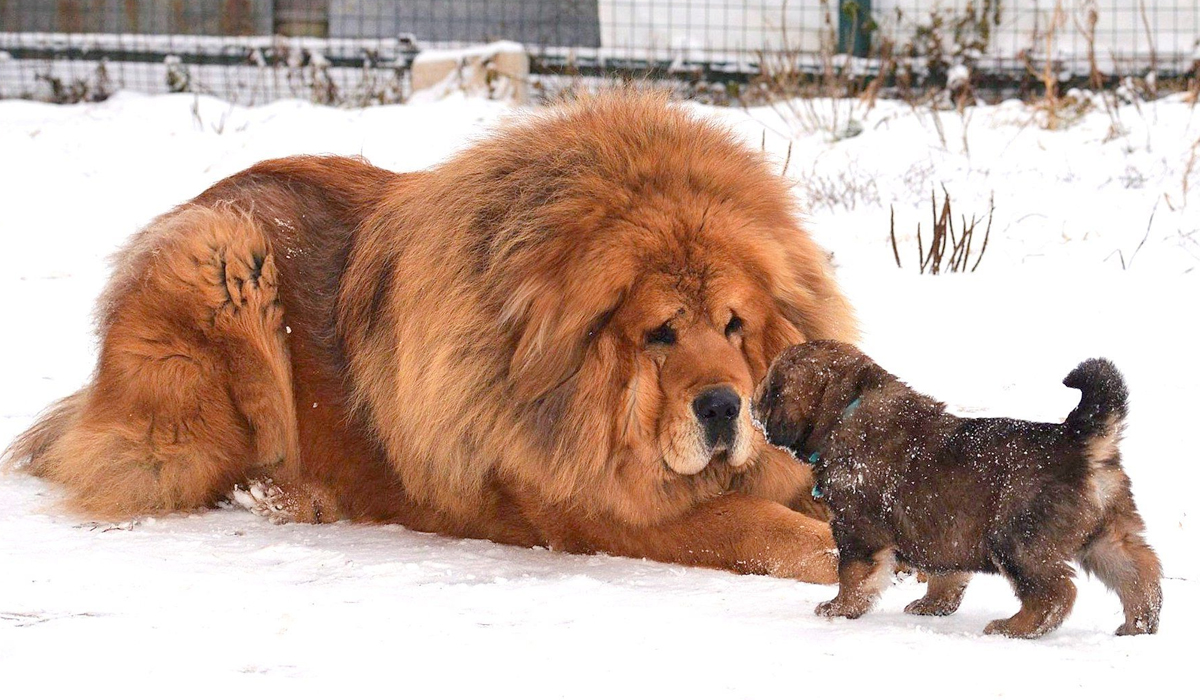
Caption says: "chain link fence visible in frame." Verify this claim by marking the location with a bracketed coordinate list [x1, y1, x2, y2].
[1, 1, 1197, 104]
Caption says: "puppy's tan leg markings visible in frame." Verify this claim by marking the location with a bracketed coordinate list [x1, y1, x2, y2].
[817, 548, 895, 619]
[986, 561, 1077, 639]
[905, 571, 971, 616]
[1077, 514, 1163, 636]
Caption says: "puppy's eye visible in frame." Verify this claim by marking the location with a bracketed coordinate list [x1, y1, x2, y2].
[646, 323, 676, 346]
[725, 314, 744, 336]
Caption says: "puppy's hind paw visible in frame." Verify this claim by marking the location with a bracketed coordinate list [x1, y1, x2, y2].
[1116, 616, 1158, 636]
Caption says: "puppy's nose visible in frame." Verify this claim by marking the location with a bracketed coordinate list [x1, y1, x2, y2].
[693, 386, 741, 447]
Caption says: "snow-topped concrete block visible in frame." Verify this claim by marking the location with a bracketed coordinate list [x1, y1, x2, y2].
[410, 41, 529, 104]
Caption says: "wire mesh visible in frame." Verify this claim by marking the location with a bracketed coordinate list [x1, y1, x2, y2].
[0, 1, 1197, 104]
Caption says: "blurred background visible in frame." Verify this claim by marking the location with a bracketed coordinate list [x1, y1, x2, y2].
[1, 1, 1197, 105]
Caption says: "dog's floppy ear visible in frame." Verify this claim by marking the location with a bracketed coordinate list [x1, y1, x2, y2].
[757, 302, 806, 378]
[502, 276, 621, 405]
[774, 280, 856, 345]
[755, 279, 838, 381]
[769, 228, 858, 344]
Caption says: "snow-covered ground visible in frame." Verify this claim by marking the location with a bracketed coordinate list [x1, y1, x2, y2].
[1, 91, 1196, 695]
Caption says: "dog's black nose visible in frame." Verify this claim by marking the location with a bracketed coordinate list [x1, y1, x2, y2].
[693, 386, 741, 447]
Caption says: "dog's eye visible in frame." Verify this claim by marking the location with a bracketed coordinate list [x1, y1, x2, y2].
[646, 323, 676, 346]
[725, 314, 744, 336]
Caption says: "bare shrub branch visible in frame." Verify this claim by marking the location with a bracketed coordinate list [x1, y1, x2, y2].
[891, 189, 994, 274]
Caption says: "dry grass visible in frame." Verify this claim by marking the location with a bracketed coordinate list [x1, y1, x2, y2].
[1104, 201, 1158, 270]
[890, 188, 994, 274]
[799, 164, 882, 213]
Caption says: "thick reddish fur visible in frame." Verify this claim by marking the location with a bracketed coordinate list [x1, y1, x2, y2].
[6, 92, 857, 582]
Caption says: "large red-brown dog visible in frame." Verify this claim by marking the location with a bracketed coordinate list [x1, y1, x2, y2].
[7, 92, 856, 582]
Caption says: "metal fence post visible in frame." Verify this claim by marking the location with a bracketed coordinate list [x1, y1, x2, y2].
[837, 0, 873, 57]
[275, 0, 329, 37]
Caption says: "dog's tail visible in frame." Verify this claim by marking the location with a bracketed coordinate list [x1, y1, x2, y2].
[1, 389, 87, 477]
[1063, 358, 1128, 467]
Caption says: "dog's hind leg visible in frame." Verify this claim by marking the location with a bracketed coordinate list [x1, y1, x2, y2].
[1077, 508, 1163, 635]
[986, 558, 1077, 639]
[8, 206, 299, 520]
[905, 571, 971, 616]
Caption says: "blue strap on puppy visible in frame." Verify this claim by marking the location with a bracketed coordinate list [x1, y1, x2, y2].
[842, 397, 862, 418]
[807, 396, 862, 500]
[805, 397, 862, 465]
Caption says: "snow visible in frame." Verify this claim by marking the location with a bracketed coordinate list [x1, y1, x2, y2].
[1, 90, 1197, 694]
[412, 40, 527, 66]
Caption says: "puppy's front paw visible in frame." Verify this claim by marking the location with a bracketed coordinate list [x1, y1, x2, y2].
[984, 617, 1048, 639]
[905, 597, 961, 616]
[815, 598, 864, 619]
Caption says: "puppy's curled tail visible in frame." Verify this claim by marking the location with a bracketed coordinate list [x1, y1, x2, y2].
[1063, 358, 1128, 452]
[1, 390, 87, 476]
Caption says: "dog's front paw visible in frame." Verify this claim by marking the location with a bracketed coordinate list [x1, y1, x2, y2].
[815, 598, 864, 619]
[231, 479, 294, 524]
[767, 546, 838, 585]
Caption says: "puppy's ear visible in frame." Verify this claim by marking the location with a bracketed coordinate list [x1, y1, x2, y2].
[851, 355, 889, 397]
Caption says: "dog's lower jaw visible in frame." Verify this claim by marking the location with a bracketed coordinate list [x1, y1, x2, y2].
[660, 438, 710, 475]
[663, 414, 758, 475]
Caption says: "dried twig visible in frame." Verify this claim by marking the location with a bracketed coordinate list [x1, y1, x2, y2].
[1074, 1, 1103, 91]
[889, 206, 902, 267]
[1126, 200, 1157, 269]
[1138, 0, 1158, 93]
[891, 189, 995, 274]
[1105, 200, 1157, 270]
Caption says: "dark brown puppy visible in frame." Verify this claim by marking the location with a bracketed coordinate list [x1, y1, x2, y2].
[754, 340, 1162, 638]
